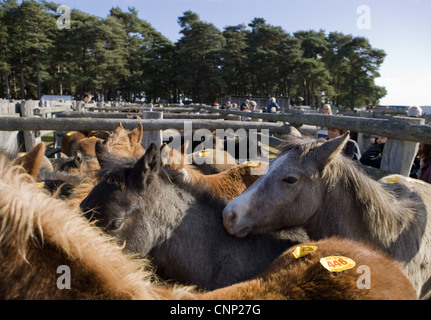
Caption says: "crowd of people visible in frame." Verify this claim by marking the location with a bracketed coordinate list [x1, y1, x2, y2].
[215, 97, 282, 122]
[320, 104, 431, 184]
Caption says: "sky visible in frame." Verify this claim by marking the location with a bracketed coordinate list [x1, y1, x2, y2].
[58, 0, 431, 106]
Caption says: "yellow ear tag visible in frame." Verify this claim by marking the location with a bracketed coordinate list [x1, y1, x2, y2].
[66, 131, 77, 137]
[292, 245, 318, 259]
[247, 162, 260, 168]
[320, 256, 356, 272]
[199, 150, 209, 157]
[387, 176, 402, 184]
[18, 152, 26, 158]
[36, 182, 45, 188]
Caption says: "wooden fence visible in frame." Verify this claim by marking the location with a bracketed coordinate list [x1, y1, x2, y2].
[1, 100, 430, 176]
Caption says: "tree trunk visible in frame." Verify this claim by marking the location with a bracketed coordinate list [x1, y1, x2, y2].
[36, 56, 41, 100]
[4, 71, 10, 99]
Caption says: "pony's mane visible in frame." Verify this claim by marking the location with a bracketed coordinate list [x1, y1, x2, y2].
[0, 152, 195, 299]
[278, 134, 326, 158]
[96, 155, 228, 209]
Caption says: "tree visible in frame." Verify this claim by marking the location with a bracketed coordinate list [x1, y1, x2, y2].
[246, 18, 290, 96]
[337, 36, 386, 108]
[0, 1, 12, 98]
[222, 24, 250, 96]
[325, 32, 353, 106]
[293, 30, 333, 107]
[5, 1, 55, 99]
[175, 11, 226, 103]
[109, 7, 175, 102]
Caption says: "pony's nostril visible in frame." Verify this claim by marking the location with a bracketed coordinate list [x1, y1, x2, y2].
[224, 210, 237, 227]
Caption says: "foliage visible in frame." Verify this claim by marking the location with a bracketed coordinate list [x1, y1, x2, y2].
[0, 2, 387, 108]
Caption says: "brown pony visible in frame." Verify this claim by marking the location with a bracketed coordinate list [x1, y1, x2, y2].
[14, 142, 53, 179]
[61, 131, 86, 157]
[104, 122, 146, 160]
[201, 237, 417, 300]
[162, 142, 267, 202]
[0, 151, 194, 300]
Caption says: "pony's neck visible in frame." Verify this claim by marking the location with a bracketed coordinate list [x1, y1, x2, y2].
[309, 161, 414, 249]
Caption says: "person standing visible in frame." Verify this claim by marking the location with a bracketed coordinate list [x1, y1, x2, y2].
[76, 92, 92, 112]
[266, 97, 280, 113]
[359, 136, 388, 169]
[321, 104, 333, 115]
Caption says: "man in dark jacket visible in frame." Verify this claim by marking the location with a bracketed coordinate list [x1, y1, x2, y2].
[359, 136, 387, 168]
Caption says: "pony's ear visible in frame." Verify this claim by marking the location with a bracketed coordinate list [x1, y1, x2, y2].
[289, 126, 302, 138]
[129, 123, 143, 143]
[129, 143, 160, 189]
[14, 142, 46, 178]
[316, 132, 350, 171]
[114, 122, 124, 135]
[74, 150, 84, 167]
[95, 140, 114, 168]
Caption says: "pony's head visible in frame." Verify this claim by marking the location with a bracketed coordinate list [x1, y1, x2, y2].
[80, 141, 181, 255]
[104, 122, 146, 160]
[222, 127, 351, 238]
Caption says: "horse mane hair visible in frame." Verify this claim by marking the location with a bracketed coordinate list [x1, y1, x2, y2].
[96, 155, 228, 210]
[278, 134, 326, 158]
[0, 152, 195, 299]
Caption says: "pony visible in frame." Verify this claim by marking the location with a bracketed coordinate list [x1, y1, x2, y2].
[0, 150, 194, 300]
[104, 122, 146, 160]
[45, 123, 146, 204]
[200, 237, 417, 300]
[13, 142, 53, 179]
[80, 142, 309, 291]
[61, 131, 86, 157]
[161, 142, 267, 202]
[222, 127, 431, 299]
[1, 151, 415, 301]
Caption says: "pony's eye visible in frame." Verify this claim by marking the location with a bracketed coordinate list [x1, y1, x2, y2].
[282, 176, 297, 184]
[106, 219, 124, 231]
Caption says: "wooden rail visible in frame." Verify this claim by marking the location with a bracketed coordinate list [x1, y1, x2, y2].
[182, 105, 431, 144]
[0, 117, 293, 134]
[1, 100, 430, 177]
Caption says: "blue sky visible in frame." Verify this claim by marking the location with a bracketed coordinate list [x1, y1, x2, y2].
[60, 0, 431, 106]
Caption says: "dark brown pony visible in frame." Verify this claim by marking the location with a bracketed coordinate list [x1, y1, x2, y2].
[61, 131, 86, 157]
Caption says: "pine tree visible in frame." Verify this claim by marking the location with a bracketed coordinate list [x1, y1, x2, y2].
[175, 11, 226, 103]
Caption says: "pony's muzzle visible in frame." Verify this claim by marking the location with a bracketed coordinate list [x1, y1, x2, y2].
[222, 208, 250, 238]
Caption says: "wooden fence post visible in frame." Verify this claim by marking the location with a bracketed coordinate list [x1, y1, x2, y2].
[356, 111, 374, 153]
[141, 111, 163, 148]
[20, 100, 41, 152]
[0, 100, 21, 153]
[380, 116, 425, 176]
